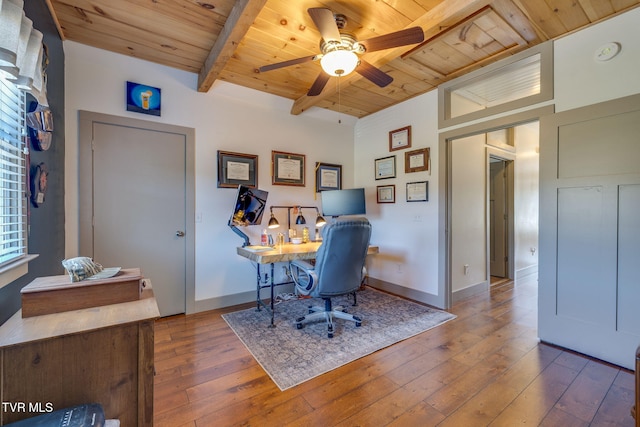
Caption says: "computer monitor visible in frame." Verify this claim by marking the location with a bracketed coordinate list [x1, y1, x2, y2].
[229, 185, 268, 226]
[320, 188, 366, 218]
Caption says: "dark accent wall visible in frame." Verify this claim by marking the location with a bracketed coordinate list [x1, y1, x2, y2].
[0, 0, 65, 325]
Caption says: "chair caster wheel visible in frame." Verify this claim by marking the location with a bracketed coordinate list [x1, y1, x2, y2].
[328, 332, 334, 338]
[296, 323, 303, 330]
[355, 322, 362, 327]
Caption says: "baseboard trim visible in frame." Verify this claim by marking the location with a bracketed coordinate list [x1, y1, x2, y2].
[366, 277, 443, 309]
[452, 281, 488, 304]
[515, 265, 538, 280]
[192, 284, 296, 314]
[193, 290, 256, 313]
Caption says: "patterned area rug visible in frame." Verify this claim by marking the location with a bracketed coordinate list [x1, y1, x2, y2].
[222, 287, 456, 390]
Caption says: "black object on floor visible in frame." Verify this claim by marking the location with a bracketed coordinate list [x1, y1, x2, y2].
[4, 403, 105, 427]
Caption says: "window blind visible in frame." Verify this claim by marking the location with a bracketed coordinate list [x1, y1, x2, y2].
[0, 75, 27, 267]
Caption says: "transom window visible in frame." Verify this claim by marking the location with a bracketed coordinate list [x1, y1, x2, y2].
[439, 42, 553, 128]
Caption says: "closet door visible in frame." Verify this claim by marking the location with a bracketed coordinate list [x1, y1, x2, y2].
[539, 94, 640, 369]
[79, 111, 195, 317]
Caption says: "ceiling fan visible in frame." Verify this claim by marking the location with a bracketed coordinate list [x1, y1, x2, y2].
[258, 8, 425, 96]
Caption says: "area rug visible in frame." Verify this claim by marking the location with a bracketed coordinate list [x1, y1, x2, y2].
[222, 288, 456, 390]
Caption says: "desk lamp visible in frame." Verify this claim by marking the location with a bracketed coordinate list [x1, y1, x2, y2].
[267, 206, 326, 230]
[295, 208, 306, 225]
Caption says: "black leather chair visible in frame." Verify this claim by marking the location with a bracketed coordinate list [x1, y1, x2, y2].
[290, 217, 372, 338]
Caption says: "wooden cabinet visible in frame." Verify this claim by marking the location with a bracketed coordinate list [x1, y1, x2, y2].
[0, 288, 159, 426]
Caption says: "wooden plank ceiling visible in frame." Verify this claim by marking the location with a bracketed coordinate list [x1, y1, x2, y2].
[47, 0, 639, 118]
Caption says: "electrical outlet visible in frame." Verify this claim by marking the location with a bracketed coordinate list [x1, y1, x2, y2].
[413, 215, 422, 222]
[464, 264, 470, 275]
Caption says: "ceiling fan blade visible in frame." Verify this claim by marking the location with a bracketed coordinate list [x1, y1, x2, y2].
[258, 54, 319, 73]
[358, 27, 424, 53]
[307, 72, 331, 96]
[308, 8, 341, 43]
[356, 60, 393, 88]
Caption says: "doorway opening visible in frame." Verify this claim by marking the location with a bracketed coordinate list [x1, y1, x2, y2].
[489, 155, 513, 285]
[442, 116, 541, 306]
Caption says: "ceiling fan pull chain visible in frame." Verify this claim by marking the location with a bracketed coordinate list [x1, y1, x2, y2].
[337, 76, 342, 124]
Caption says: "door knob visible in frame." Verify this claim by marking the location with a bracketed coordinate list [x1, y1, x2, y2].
[176, 231, 185, 237]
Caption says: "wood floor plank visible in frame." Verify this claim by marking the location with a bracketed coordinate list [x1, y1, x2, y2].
[425, 349, 527, 416]
[488, 358, 581, 426]
[386, 400, 446, 426]
[439, 344, 563, 426]
[403, 357, 472, 398]
[540, 407, 590, 427]
[197, 392, 314, 426]
[152, 278, 637, 426]
[588, 381, 635, 427]
[554, 360, 619, 422]
[290, 375, 400, 427]
[334, 383, 430, 426]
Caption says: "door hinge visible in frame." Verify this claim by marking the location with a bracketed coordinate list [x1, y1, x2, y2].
[504, 256, 508, 262]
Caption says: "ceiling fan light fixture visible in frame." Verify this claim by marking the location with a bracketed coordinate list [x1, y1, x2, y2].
[320, 49, 359, 77]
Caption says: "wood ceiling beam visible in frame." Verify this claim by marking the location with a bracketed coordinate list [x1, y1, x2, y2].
[45, 0, 66, 40]
[198, 0, 268, 92]
[290, 0, 492, 115]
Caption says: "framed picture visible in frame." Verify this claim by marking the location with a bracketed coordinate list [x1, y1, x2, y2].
[315, 162, 342, 192]
[389, 126, 411, 151]
[217, 150, 258, 188]
[126, 81, 161, 116]
[405, 147, 430, 173]
[272, 150, 305, 186]
[377, 184, 395, 203]
[406, 181, 428, 202]
[375, 155, 396, 180]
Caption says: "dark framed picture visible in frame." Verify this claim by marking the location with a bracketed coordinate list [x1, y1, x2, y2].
[377, 184, 395, 203]
[217, 150, 258, 188]
[405, 147, 429, 173]
[375, 155, 396, 180]
[126, 81, 161, 116]
[406, 181, 428, 202]
[315, 162, 342, 192]
[272, 150, 305, 186]
[389, 125, 411, 151]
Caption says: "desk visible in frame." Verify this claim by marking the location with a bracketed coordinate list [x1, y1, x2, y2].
[237, 242, 379, 326]
[0, 288, 159, 426]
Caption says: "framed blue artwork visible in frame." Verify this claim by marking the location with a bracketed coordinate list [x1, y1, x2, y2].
[126, 81, 161, 116]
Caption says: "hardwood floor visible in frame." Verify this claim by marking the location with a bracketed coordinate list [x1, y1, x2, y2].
[153, 277, 635, 426]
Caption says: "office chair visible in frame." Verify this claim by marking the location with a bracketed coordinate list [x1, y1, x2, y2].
[290, 217, 372, 338]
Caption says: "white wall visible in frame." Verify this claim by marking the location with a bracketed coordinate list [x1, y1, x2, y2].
[554, 7, 640, 113]
[63, 41, 357, 306]
[513, 122, 539, 276]
[354, 92, 440, 299]
[450, 134, 487, 292]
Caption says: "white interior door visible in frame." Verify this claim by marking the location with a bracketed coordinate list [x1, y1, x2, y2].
[91, 122, 187, 317]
